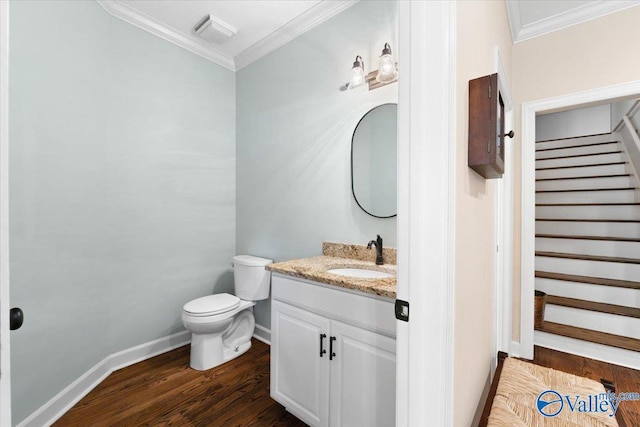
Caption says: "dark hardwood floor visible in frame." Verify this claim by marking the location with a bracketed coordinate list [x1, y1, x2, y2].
[531, 346, 640, 427]
[54, 339, 306, 427]
[51, 338, 640, 426]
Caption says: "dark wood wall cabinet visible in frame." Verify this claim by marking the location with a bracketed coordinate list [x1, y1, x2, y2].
[468, 73, 513, 179]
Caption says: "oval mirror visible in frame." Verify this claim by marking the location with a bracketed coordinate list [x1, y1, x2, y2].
[351, 103, 397, 218]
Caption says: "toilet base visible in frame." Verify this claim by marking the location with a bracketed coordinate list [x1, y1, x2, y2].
[188, 308, 255, 371]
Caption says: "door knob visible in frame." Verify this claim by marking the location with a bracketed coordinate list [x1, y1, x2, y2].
[10, 307, 23, 330]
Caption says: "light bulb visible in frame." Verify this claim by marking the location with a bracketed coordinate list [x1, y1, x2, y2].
[349, 55, 365, 90]
[376, 43, 397, 84]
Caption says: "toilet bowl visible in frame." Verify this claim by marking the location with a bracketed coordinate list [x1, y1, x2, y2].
[182, 255, 272, 371]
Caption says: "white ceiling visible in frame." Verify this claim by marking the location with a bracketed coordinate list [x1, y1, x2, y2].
[97, 0, 640, 69]
[507, 0, 640, 42]
[97, 0, 357, 71]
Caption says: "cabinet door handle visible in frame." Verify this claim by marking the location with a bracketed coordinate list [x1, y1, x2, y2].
[319, 333, 327, 357]
[329, 336, 336, 360]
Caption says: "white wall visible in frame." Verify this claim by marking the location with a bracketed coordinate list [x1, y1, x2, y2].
[536, 104, 611, 141]
[236, 0, 398, 329]
[10, 1, 235, 423]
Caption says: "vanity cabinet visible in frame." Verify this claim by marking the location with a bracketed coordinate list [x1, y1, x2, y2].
[270, 274, 396, 427]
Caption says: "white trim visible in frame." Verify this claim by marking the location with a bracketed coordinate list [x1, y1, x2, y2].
[253, 324, 271, 345]
[535, 331, 640, 371]
[234, 0, 359, 70]
[0, 1, 10, 425]
[396, 1, 455, 426]
[508, 1, 640, 43]
[17, 331, 191, 427]
[505, 1, 523, 48]
[494, 47, 514, 358]
[520, 80, 640, 361]
[96, 0, 235, 70]
[96, 0, 359, 72]
[494, 175, 504, 365]
[509, 340, 521, 358]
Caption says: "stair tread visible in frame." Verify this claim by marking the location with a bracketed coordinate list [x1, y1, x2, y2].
[537, 151, 621, 161]
[536, 234, 640, 242]
[536, 251, 640, 264]
[536, 270, 640, 290]
[536, 174, 630, 181]
[536, 161, 626, 171]
[536, 218, 640, 223]
[545, 295, 640, 318]
[536, 187, 636, 193]
[537, 321, 640, 352]
[536, 141, 618, 152]
[536, 132, 613, 144]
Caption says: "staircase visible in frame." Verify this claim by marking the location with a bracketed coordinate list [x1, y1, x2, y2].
[533, 132, 640, 363]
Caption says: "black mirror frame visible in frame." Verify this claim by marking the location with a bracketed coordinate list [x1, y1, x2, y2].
[350, 103, 398, 219]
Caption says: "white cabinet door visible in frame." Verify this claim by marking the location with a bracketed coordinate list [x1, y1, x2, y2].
[329, 320, 396, 427]
[271, 300, 331, 427]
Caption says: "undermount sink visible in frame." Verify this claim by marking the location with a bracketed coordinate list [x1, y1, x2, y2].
[327, 268, 394, 279]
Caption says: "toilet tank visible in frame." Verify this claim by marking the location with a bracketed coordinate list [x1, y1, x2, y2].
[233, 255, 273, 301]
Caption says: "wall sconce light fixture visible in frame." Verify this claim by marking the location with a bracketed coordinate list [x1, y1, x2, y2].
[376, 43, 398, 83]
[346, 43, 398, 91]
[349, 55, 366, 90]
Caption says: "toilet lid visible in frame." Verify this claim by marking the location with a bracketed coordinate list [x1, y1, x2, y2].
[183, 293, 241, 317]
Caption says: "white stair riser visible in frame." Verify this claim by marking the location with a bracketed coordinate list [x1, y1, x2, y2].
[536, 142, 620, 160]
[536, 278, 640, 309]
[536, 237, 640, 258]
[536, 255, 640, 281]
[537, 153, 623, 169]
[536, 189, 636, 204]
[536, 205, 640, 221]
[544, 305, 640, 339]
[536, 163, 628, 180]
[536, 220, 640, 238]
[536, 176, 631, 191]
[536, 134, 617, 151]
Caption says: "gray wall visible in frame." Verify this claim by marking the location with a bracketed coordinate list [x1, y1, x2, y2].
[10, 1, 235, 423]
[536, 104, 611, 141]
[236, 0, 398, 328]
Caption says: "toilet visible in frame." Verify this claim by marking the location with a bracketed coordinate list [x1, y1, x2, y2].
[181, 255, 272, 371]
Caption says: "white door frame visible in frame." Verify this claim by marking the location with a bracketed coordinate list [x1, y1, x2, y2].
[520, 80, 640, 360]
[0, 0, 11, 425]
[396, 1, 456, 426]
[493, 48, 515, 359]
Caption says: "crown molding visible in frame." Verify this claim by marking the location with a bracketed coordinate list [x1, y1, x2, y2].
[96, 0, 236, 71]
[97, 0, 360, 72]
[508, 0, 640, 43]
[505, 0, 522, 44]
[234, 0, 359, 70]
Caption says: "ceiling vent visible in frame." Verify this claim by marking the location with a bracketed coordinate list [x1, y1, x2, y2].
[193, 14, 237, 44]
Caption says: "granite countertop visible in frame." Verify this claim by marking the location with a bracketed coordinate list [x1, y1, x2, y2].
[267, 255, 397, 299]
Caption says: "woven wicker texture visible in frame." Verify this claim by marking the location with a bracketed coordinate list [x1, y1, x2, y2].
[487, 358, 619, 427]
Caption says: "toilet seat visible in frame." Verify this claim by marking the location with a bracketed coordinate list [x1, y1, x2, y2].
[183, 293, 240, 317]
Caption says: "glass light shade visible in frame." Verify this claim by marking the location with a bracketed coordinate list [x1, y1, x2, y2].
[376, 53, 397, 83]
[349, 65, 366, 89]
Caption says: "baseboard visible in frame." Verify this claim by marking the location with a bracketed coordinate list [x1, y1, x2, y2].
[509, 340, 521, 358]
[535, 330, 640, 370]
[253, 324, 271, 345]
[18, 330, 191, 427]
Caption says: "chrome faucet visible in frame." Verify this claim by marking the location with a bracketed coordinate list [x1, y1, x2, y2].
[367, 235, 384, 265]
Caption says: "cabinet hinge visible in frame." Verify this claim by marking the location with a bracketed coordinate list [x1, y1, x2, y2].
[488, 85, 491, 98]
[395, 300, 409, 322]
